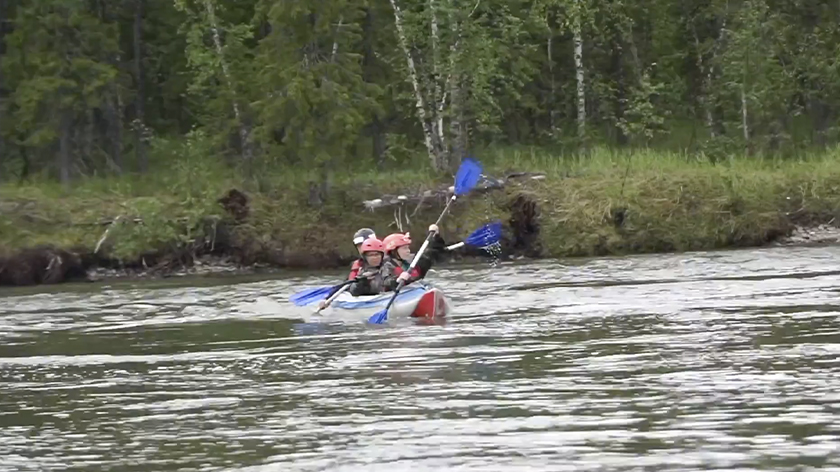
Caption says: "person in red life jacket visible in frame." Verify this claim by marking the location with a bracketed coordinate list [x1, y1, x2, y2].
[318, 237, 388, 310]
[381, 224, 447, 291]
[347, 228, 376, 280]
[347, 237, 388, 296]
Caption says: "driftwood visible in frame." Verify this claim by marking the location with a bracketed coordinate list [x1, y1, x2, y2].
[361, 172, 546, 212]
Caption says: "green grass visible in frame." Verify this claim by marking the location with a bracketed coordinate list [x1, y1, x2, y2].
[490, 145, 840, 256]
[3, 143, 840, 265]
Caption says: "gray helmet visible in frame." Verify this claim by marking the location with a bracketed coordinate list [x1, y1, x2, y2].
[352, 228, 376, 245]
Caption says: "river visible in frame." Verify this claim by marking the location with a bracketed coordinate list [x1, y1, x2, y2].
[1, 245, 840, 471]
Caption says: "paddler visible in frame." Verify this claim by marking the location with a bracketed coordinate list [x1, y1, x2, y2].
[347, 227, 376, 280]
[318, 237, 388, 310]
[347, 237, 388, 296]
[381, 224, 446, 290]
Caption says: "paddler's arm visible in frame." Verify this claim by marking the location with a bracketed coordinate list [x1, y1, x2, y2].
[381, 260, 400, 291]
[349, 269, 379, 296]
[413, 225, 446, 279]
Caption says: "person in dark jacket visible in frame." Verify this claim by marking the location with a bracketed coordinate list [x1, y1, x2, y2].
[318, 237, 388, 309]
[348, 237, 388, 296]
[380, 224, 446, 291]
[347, 227, 376, 280]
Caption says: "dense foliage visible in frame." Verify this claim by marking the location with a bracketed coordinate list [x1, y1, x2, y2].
[2, 0, 840, 182]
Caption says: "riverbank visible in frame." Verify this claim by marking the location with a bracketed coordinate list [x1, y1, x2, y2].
[3, 146, 840, 287]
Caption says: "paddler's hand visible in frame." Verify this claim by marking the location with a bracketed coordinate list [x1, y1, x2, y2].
[318, 300, 327, 310]
[397, 272, 411, 283]
[428, 224, 439, 234]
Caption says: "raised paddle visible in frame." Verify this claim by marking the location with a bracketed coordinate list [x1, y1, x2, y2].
[368, 158, 483, 325]
[444, 220, 503, 252]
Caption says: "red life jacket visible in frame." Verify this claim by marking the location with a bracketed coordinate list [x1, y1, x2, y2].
[392, 264, 421, 279]
[347, 259, 363, 280]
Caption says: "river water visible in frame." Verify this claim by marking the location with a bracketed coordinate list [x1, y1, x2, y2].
[2, 245, 840, 471]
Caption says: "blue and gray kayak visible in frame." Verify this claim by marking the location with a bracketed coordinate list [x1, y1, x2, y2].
[299, 282, 451, 320]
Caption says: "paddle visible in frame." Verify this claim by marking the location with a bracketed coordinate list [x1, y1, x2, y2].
[289, 277, 358, 306]
[444, 220, 503, 251]
[313, 283, 352, 314]
[368, 158, 483, 325]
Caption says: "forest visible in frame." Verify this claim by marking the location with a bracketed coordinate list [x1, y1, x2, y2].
[2, 0, 840, 182]
[3, 0, 840, 286]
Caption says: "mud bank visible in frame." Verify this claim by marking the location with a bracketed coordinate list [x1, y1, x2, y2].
[1, 187, 836, 288]
[0, 187, 529, 287]
[5, 151, 840, 287]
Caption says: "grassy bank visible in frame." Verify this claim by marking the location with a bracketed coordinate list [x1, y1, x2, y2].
[2, 145, 840, 285]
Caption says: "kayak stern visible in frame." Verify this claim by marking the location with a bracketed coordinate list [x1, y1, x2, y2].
[410, 288, 449, 320]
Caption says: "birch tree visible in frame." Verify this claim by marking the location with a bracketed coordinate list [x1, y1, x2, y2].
[175, 0, 255, 163]
[717, 0, 794, 151]
[386, 0, 522, 170]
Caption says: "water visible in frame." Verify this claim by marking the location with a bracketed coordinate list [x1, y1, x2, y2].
[2, 245, 840, 471]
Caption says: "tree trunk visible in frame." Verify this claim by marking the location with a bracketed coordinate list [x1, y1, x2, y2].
[430, 0, 445, 153]
[612, 25, 627, 146]
[372, 116, 386, 164]
[83, 110, 94, 172]
[690, 17, 727, 139]
[0, 0, 7, 180]
[133, 0, 147, 173]
[572, 3, 586, 145]
[331, 16, 343, 62]
[108, 85, 124, 173]
[449, 77, 463, 169]
[546, 18, 557, 137]
[204, 0, 253, 162]
[361, 6, 386, 163]
[741, 83, 749, 142]
[389, 0, 440, 169]
[96, 0, 123, 174]
[59, 112, 72, 185]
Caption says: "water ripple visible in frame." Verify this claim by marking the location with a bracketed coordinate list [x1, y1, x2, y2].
[1, 245, 840, 471]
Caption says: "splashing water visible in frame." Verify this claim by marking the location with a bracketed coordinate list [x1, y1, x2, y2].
[482, 241, 503, 267]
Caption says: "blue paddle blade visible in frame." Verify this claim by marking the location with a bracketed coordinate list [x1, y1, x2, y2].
[289, 286, 333, 306]
[454, 158, 482, 196]
[464, 220, 502, 247]
[368, 309, 388, 324]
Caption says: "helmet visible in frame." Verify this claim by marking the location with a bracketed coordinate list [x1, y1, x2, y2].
[383, 233, 412, 252]
[352, 228, 376, 245]
[360, 237, 385, 254]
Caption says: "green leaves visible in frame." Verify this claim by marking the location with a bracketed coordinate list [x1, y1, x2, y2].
[4, 0, 840, 184]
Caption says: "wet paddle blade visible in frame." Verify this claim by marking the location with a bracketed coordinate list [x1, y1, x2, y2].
[368, 308, 388, 324]
[289, 286, 333, 306]
[464, 220, 502, 248]
[454, 158, 482, 196]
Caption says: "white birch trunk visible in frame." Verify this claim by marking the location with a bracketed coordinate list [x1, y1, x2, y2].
[690, 26, 713, 136]
[546, 19, 557, 135]
[572, 6, 586, 141]
[741, 83, 749, 141]
[331, 16, 343, 62]
[430, 0, 445, 151]
[389, 0, 440, 169]
[204, 0, 252, 160]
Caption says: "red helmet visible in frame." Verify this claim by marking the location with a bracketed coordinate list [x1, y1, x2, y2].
[360, 237, 385, 254]
[383, 233, 412, 252]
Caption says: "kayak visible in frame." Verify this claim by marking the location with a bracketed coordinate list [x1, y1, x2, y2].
[302, 282, 451, 321]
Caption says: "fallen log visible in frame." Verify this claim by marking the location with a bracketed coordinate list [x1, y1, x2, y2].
[361, 172, 546, 211]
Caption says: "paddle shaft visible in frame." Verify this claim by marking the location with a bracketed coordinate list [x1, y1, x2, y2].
[378, 194, 457, 316]
[315, 283, 352, 314]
